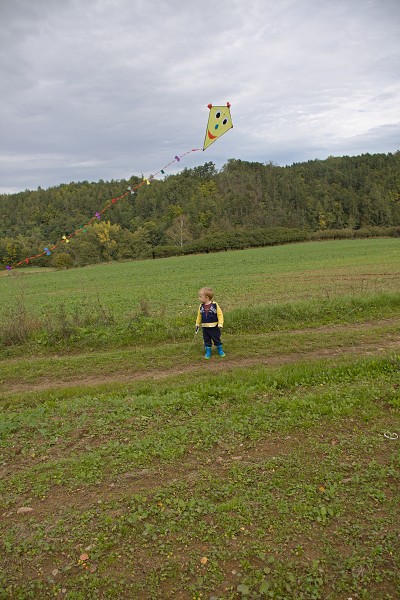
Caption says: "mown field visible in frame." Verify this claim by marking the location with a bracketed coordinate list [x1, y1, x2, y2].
[0, 238, 399, 599]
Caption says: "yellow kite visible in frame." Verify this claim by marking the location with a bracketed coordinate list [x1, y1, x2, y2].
[203, 102, 233, 150]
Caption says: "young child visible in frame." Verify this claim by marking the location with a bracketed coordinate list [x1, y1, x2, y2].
[195, 287, 226, 359]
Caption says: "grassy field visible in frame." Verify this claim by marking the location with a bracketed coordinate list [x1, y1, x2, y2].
[1, 239, 400, 315]
[1, 238, 400, 357]
[0, 238, 399, 599]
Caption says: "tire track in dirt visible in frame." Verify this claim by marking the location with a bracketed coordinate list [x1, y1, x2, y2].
[2, 334, 400, 395]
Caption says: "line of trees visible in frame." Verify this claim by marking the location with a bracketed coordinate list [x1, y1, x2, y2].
[1, 152, 399, 268]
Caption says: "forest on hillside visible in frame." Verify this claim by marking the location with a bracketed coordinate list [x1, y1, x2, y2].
[1, 152, 399, 269]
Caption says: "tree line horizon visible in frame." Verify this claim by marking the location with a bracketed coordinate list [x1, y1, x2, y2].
[1, 151, 399, 269]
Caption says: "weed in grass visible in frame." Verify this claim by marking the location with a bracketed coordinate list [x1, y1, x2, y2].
[0, 295, 42, 346]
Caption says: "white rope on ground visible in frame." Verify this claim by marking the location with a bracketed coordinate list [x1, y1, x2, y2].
[383, 432, 398, 440]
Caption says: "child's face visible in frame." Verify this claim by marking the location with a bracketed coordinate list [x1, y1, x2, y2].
[199, 290, 211, 303]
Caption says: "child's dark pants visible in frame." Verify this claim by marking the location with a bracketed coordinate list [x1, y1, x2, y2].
[202, 326, 222, 347]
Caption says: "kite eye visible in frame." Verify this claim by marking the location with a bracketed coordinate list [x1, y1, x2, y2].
[223, 118, 228, 125]
[215, 111, 221, 118]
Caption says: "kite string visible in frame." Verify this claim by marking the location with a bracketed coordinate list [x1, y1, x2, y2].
[3, 143, 399, 360]
[3, 148, 202, 271]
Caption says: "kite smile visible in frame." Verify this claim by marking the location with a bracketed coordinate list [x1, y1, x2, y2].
[207, 130, 217, 140]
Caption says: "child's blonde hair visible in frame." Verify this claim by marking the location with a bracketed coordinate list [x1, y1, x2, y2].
[199, 287, 214, 301]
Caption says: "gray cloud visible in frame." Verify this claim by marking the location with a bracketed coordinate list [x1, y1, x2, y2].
[0, 0, 399, 193]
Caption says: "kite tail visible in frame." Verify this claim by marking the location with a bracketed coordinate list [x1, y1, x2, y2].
[3, 148, 203, 271]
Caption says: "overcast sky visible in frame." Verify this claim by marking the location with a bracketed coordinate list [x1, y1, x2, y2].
[1, 0, 399, 194]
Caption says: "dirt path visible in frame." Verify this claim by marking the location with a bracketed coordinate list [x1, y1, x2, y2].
[3, 334, 400, 395]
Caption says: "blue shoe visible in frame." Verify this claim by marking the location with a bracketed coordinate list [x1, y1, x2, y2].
[204, 346, 212, 359]
[217, 345, 226, 357]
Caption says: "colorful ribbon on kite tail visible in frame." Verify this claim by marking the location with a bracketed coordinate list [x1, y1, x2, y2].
[3, 148, 202, 272]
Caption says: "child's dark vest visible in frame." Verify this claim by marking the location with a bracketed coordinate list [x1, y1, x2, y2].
[200, 302, 218, 326]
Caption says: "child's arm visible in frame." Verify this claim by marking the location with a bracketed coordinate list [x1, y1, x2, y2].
[216, 303, 224, 328]
[195, 305, 202, 330]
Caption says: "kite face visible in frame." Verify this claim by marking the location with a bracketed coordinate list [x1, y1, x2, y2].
[203, 103, 233, 150]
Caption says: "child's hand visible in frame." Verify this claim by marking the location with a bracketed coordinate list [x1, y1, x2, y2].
[195, 326, 199, 333]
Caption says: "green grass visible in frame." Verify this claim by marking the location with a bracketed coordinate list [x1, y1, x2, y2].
[1, 317, 400, 392]
[1, 238, 399, 319]
[1, 238, 399, 598]
[1, 238, 399, 355]
[0, 356, 399, 598]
